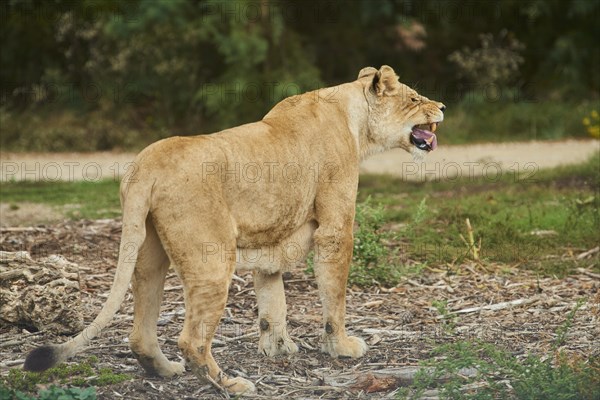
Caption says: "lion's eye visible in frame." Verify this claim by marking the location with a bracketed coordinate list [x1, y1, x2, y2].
[411, 97, 419, 103]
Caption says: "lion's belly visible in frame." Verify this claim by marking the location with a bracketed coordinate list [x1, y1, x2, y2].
[234, 219, 317, 274]
[232, 195, 315, 248]
[222, 160, 318, 247]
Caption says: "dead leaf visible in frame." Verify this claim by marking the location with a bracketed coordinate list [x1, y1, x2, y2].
[352, 372, 400, 393]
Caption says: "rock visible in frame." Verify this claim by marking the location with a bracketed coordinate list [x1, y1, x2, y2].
[0, 251, 84, 334]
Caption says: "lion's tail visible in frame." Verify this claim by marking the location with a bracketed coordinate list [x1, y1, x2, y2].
[24, 177, 152, 372]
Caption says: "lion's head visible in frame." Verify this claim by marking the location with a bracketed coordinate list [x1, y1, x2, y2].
[359, 65, 446, 158]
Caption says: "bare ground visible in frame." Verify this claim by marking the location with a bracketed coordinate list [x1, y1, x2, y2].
[360, 139, 600, 178]
[0, 203, 68, 227]
[1, 220, 599, 399]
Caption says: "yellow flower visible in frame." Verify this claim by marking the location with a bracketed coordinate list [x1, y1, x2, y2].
[592, 110, 599, 119]
[582, 117, 590, 126]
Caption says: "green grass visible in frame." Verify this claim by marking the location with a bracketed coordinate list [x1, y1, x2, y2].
[0, 179, 121, 220]
[350, 197, 420, 286]
[440, 97, 598, 144]
[1, 356, 129, 399]
[358, 152, 600, 276]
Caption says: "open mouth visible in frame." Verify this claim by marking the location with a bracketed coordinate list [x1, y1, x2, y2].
[410, 122, 439, 152]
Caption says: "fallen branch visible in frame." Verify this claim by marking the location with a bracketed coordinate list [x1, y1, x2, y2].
[0, 227, 48, 233]
[0, 358, 24, 368]
[577, 246, 600, 260]
[363, 300, 384, 308]
[446, 296, 540, 316]
[362, 328, 418, 336]
[576, 268, 600, 279]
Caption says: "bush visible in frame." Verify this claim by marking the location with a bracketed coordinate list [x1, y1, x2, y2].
[448, 31, 524, 87]
[304, 196, 406, 287]
[441, 97, 595, 145]
[350, 196, 405, 286]
[0, 384, 96, 400]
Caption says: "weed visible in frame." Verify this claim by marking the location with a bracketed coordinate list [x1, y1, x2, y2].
[1, 356, 130, 394]
[431, 299, 457, 332]
[304, 197, 407, 286]
[407, 197, 428, 234]
[95, 367, 131, 386]
[554, 298, 586, 350]
[400, 341, 600, 399]
[582, 109, 600, 138]
[458, 218, 481, 261]
[349, 196, 403, 286]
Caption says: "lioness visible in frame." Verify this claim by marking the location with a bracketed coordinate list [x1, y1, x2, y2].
[24, 65, 445, 394]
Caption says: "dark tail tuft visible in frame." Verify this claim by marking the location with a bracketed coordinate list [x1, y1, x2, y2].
[24, 345, 60, 372]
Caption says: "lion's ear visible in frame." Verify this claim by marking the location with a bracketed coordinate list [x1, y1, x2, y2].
[373, 65, 399, 96]
[357, 67, 378, 80]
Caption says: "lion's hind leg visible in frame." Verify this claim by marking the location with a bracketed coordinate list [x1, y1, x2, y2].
[129, 216, 185, 377]
[176, 246, 255, 393]
[154, 205, 255, 395]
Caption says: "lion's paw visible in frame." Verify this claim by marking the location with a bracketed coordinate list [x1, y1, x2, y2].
[153, 360, 186, 377]
[222, 376, 256, 395]
[164, 361, 186, 377]
[259, 333, 299, 356]
[322, 335, 368, 358]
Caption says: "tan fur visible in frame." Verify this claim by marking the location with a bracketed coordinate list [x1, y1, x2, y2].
[24, 66, 445, 395]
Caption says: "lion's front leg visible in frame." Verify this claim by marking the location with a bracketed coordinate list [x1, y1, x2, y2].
[254, 271, 298, 356]
[313, 225, 368, 358]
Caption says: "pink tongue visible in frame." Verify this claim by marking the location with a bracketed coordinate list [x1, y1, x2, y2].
[411, 128, 438, 151]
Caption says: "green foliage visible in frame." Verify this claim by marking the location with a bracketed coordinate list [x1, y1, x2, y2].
[400, 341, 600, 399]
[1, 0, 598, 151]
[400, 304, 599, 399]
[305, 196, 407, 287]
[1, 356, 129, 394]
[349, 196, 404, 286]
[0, 384, 97, 400]
[0, 179, 121, 220]
[448, 31, 525, 87]
[0, 108, 150, 152]
[358, 152, 600, 276]
[582, 109, 600, 138]
[431, 299, 457, 332]
[441, 98, 598, 145]
[554, 298, 586, 350]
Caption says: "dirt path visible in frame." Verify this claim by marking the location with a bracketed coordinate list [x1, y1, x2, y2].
[361, 138, 599, 180]
[1, 139, 598, 182]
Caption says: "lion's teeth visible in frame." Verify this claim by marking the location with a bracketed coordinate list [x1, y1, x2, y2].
[431, 122, 437, 132]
